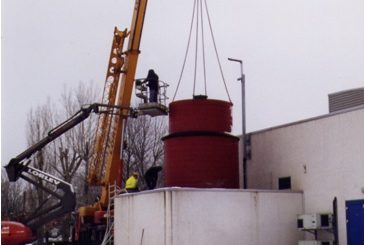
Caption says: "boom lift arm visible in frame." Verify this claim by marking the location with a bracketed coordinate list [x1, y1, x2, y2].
[5, 164, 75, 231]
[4, 103, 120, 231]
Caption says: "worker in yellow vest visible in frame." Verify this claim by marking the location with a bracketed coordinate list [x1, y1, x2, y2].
[125, 172, 139, 193]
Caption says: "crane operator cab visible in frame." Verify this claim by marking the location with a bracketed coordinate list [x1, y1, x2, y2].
[135, 70, 169, 117]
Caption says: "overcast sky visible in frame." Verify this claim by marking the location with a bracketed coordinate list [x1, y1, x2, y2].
[1, 0, 364, 164]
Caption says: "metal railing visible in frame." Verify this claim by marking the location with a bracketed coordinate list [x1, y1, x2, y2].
[135, 78, 169, 106]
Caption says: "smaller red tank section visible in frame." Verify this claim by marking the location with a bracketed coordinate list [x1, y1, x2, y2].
[169, 97, 233, 134]
[1, 221, 35, 245]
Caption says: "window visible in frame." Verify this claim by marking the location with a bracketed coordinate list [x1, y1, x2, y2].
[278, 176, 291, 190]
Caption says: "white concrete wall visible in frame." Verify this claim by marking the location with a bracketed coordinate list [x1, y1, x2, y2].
[115, 191, 167, 245]
[115, 188, 303, 245]
[245, 108, 364, 244]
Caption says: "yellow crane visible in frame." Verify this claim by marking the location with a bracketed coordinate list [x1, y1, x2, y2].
[75, 0, 167, 243]
[89, 0, 148, 208]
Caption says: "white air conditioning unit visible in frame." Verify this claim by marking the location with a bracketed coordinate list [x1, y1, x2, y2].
[297, 213, 333, 230]
[298, 241, 333, 245]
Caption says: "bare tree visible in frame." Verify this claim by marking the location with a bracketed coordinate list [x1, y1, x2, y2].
[24, 82, 100, 206]
[3, 82, 100, 240]
[123, 115, 167, 189]
[26, 101, 55, 217]
[45, 82, 100, 239]
[49, 82, 99, 186]
[1, 172, 28, 221]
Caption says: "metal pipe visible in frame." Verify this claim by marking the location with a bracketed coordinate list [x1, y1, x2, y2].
[228, 57, 247, 188]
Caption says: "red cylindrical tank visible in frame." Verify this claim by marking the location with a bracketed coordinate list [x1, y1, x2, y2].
[1, 221, 35, 245]
[163, 97, 239, 188]
[169, 98, 232, 133]
[163, 132, 239, 188]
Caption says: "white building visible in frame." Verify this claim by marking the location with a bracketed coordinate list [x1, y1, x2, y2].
[115, 88, 364, 245]
[243, 104, 363, 244]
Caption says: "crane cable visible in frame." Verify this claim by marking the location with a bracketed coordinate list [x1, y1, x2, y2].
[172, 0, 197, 101]
[192, 0, 199, 96]
[200, 0, 208, 96]
[204, 0, 231, 102]
[173, 0, 232, 102]
[194, 0, 208, 96]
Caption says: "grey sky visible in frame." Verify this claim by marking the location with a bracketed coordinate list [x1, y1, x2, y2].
[2, 0, 364, 164]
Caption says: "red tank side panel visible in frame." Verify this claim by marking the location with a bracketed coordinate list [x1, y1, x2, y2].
[169, 99, 233, 133]
[164, 135, 239, 188]
[1, 221, 35, 245]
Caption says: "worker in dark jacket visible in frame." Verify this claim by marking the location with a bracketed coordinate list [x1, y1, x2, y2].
[145, 69, 159, 103]
[144, 166, 163, 190]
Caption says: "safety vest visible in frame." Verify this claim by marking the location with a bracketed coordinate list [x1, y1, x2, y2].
[125, 176, 138, 189]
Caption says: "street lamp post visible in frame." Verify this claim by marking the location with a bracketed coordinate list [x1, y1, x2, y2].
[228, 58, 247, 189]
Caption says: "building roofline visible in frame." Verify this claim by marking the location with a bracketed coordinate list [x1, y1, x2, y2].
[328, 87, 363, 96]
[247, 105, 364, 136]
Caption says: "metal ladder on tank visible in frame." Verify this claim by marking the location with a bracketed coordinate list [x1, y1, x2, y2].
[101, 182, 123, 245]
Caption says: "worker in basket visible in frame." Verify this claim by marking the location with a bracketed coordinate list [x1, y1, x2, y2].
[145, 69, 159, 103]
[125, 171, 140, 193]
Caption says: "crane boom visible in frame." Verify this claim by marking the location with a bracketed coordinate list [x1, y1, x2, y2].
[88, 27, 128, 186]
[85, 0, 148, 209]
[75, 2, 150, 243]
[75, 1, 169, 243]
[101, 0, 148, 206]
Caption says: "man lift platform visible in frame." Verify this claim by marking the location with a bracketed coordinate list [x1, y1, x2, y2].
[135, 76, 169, 117]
